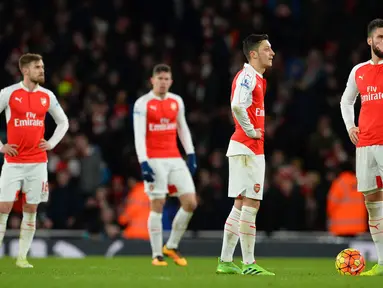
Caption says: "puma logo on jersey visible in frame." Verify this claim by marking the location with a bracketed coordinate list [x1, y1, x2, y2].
[15, 97, 22, 103]
[359, 75, 364, 80]
[149, 105, 157, 111]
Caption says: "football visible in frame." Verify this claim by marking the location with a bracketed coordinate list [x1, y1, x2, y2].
[335, 248, 366, 275]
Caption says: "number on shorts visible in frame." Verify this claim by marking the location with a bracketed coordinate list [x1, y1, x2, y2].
[41, 181, 49, 193]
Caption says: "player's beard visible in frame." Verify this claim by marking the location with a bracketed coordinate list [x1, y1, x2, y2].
[372, 41, 383, 58]
[31, 75, 45, 85]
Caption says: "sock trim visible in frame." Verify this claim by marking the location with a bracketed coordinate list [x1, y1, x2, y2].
[242, 206, 258, 215]
[228, 217, 239, 223]
[240, 219, 255, 224]
[232, 206, 241, 214]
[370, 218, 383, 222]
[22, 212, 37, 222]
[224, 228, 239, 236]
[239, 231, 255, 236]
[366, 201, 383, 219]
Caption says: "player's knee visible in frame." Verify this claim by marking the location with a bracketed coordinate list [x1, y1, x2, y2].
[234, 198, 243, 210]
[23, 203, 38, 213]
[0, 202, 13, 214]
[363, 189, 383, 202]
[242, 197, 261, 210]
[150, 198, 166, 213]
[184, 199, 197, 212]
[180, 193, 197, 212]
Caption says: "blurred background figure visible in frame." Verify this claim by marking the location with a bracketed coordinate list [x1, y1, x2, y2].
[327, 162, 367, 237]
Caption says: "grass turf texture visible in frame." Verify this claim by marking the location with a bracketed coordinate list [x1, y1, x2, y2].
[0, 257, 380, 288]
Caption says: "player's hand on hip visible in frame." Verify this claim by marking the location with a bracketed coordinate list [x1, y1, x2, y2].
[348, 127, 360, 145]
[0, 144, 18, 156]
[187, 153, 197, 175]
[39, 139, 52, 151]
[140, 161, 155, 182]
[252, 128, 262, 139]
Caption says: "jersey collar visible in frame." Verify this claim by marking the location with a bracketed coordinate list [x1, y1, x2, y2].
[20, 81, 40, 92]
[369, 59, 383, 65]
[150, 90, 168, 100]
[244, 63, 264, 78]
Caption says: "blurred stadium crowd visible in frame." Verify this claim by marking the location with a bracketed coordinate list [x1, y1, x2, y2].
[0, 0, 381, 239]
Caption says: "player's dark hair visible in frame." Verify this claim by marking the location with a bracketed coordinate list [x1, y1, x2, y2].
[242, 34, 269, 62]
[19, 53, 43, 71]
[152, 64, 171, 76]
[367, 18, 383, 37]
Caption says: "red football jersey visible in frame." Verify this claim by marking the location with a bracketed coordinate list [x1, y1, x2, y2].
[133, 91, 194, 162]
[341, 60, 383, 147]
[227, 63, 267, 155]
[0, 82, 66, 163]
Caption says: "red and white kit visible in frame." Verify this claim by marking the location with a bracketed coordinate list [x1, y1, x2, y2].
[341, 60, 383, 192]
[133, 91, 195, 199]
[0, 82, 68, 203]
[227, 63, 267, 200]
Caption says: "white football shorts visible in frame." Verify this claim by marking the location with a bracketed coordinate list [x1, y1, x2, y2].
[356, 145, 383, 193]
[144, 158, 196, 200]
[228, 154, 265, 200]
[0, 161, 49, 204]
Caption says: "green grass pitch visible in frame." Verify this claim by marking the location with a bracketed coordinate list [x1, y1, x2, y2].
[0, 257, 380, 288]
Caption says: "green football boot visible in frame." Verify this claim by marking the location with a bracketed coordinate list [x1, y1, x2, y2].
[360, 264, 383, 276]
[241, 261, 275, 276]
[216, 258, 242, 274]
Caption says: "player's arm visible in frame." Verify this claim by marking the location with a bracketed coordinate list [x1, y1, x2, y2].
[46, 92, 69, 149]
[133, 98, 155, 182]
[176, 97, 197, 175]
[0, 88, 18, 156]
[176, 97, 195, 155]
[340, 66, 359, 144]
[0, 89, 8, 149]
[133, 99, 149, 163]
[231, 72, 261, 139]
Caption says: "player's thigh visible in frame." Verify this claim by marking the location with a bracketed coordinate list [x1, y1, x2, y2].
[168, 158, 196, 197]
[228, 155, 265, 201]
[22, 163, 49, 204]
[356, 146, 379, 192]
[144, 159, 169, 200]
[0, 163, 23, 202]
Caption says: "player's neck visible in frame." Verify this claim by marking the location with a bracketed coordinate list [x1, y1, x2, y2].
[249, 62, 265, 76]
[152, 91, 167, 99]
[22, 79, 39, 92]
[371, 54, 383, 65]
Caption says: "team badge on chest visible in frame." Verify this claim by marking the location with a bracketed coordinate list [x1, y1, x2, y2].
[40, 97, 47, 106]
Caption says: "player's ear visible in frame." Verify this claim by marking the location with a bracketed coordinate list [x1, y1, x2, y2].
[21, 66, 28, 76]
[367, 37, 372, 46]
[150, 76, 154, 85]
[249, 50, 257, 60]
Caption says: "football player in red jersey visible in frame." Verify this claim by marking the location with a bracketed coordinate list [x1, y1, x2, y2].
[216, 35, 275, 276]
[340, 18, 383, 276]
